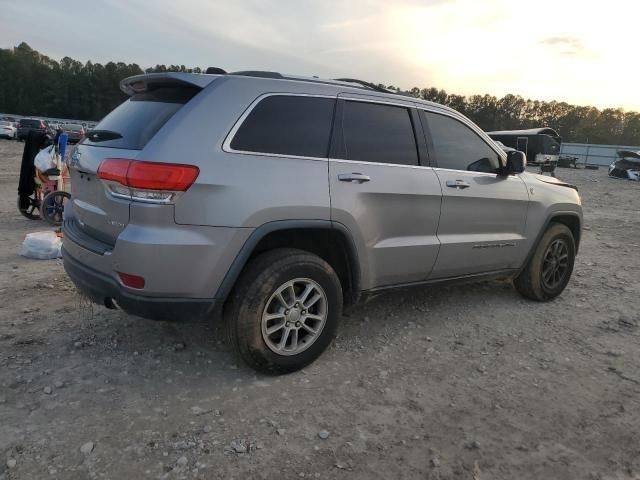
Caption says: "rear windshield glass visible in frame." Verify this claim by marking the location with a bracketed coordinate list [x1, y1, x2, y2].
[21, 119, 41, 127]
[64, 123, 83, 130]
[82, 86, 200, 150]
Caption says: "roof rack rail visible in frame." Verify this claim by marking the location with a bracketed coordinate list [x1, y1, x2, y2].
[230, 70, 284, 79]
[333, 78, 393, 94]
[201, 69, 411, 97]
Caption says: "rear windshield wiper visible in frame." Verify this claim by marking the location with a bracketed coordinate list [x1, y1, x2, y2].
[85, 129, 123, 142]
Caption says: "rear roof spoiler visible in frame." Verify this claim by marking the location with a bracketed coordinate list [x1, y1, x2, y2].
[120, 72, 221, 96]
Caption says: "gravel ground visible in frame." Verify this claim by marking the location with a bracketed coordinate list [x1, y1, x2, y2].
[1, 138, 639, 480]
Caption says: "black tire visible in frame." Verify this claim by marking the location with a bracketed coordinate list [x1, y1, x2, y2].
[41, 191, 71, 226]
[514, 223, 576, 301]
[17, 195, 41, 220]
[225, 248, 343, 375]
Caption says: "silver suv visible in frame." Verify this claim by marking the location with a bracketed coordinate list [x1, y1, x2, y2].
[62, 71, 582, 374]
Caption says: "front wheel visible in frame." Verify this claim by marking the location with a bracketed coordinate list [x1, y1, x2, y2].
[514, 223, 576, 301]
[41, 191, 71, 226]
[225, 248, 343, 374]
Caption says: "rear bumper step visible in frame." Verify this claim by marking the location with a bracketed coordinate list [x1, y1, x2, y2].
[62, 247, 216, 322]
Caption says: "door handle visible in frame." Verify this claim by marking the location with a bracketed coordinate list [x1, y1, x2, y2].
[338, 173, 371, 184]
[446, 179, 470, 189]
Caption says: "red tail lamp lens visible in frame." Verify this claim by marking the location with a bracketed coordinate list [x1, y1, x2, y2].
[97, 158, 130, 185]
[97, 159, 199, 191]
[117, 272, 145, 289]
[127, 161, 199, 191]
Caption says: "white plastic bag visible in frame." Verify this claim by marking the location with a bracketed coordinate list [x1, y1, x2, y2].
[34, 145, 56, 171]
[20, 231, 62, 259]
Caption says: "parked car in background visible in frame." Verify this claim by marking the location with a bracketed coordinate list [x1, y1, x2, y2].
[17, 118, 48, 140]
[61, 123, 85, 143]
[609, 150, 640, 181]
[0, 120, 17, 139]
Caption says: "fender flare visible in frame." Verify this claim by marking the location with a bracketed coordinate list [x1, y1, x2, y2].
[215, 220, 361, 309]
[519, 211, 582, 274]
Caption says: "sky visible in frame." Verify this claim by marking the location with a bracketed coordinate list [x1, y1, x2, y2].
[1, 0, 638, 110]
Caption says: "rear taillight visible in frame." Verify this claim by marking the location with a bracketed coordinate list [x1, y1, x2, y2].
[97, 159, 199, 203]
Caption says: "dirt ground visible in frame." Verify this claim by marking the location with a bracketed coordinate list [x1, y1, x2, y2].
[1, 138, 639, 480]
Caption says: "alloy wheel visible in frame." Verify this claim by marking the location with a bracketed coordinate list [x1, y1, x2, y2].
[261, 278, 328, 356]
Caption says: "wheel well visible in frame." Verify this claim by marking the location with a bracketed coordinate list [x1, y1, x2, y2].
[239, 228, 359, 307]
[551, 215, 581, 251]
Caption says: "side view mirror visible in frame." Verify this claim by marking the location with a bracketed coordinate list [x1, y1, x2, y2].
[506, 150, 526, 174]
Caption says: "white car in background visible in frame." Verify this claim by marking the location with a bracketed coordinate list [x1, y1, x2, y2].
[0, 120, 17, 139]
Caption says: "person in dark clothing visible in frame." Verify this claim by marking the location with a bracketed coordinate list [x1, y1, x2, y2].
[17, 130, 50, 217]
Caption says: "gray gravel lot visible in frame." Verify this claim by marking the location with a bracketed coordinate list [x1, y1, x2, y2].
[1, 138, 639, 479]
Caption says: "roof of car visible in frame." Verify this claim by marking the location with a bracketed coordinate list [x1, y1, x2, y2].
[487, 127, 560, 137]
[120, 70, 455, 114]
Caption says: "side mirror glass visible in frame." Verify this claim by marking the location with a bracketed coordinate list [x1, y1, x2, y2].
[506, 150, 526, 174]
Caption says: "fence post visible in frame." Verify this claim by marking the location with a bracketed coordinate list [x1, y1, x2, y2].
[584, 143, 590, 166]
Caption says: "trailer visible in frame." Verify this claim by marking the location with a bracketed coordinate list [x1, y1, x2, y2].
[487, 127, 561, 165]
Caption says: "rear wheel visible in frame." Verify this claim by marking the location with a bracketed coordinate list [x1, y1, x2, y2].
[17, 195, 41, 220]
[225, 248, 343, 374]
[514, 223, 576, 301]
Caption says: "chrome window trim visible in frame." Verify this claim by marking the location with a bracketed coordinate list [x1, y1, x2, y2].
[433, 167, 504, 177]
[222, 92, 336, 161]
[329, 158, 434, 171]
[224, 92, 427, 167]
[337, 93, 420, 109]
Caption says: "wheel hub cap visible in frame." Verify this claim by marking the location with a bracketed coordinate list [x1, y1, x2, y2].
[286, 308, 301, 323]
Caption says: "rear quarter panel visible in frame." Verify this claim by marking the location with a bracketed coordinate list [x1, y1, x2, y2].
[141, 77, 333, 227]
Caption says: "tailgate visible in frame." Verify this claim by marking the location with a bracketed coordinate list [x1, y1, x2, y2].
[69, 73, 211, 245]
[69, 144, 139, 245]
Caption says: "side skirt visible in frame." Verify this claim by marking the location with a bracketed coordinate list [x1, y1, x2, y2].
[358, 269, 518, 303]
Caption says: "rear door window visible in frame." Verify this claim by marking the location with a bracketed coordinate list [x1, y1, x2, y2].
[82, 86, 200, 150]
[341, 101, 418, 166]
[230, 95, 335, 158]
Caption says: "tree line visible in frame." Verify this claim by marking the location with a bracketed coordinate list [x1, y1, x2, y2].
[1, 42, 638, 146]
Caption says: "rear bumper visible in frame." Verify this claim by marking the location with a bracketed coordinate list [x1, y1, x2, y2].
[63, 246, 216, 321]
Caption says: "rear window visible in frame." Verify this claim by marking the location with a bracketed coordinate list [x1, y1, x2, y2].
[230, 95, 335, 158]
[82, 86, 200, 150]
[21, 119, 41, 128]
[64, 123, 83, 130]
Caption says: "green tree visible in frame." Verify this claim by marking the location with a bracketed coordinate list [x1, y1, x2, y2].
[0, 42, 638, 146]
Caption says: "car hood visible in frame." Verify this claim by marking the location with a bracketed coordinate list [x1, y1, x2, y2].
[523, 172, 579, 191]
[521, 172, 578, 192]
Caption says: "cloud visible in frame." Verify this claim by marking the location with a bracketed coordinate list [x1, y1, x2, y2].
[0, 0, 637, 110]
[540, 35, 590, 56]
